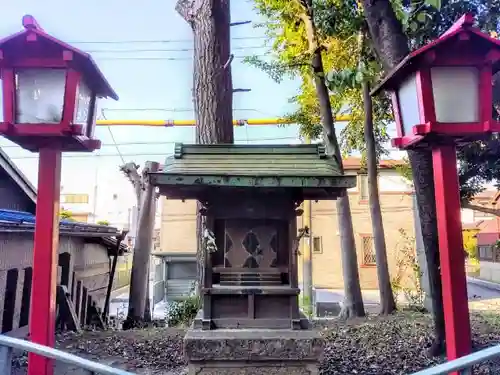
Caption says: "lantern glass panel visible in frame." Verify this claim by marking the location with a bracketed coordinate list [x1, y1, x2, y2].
[74, 80, 92, 134]
[431, 67, 479, 123]
[397, 73, 420, 136]
[87, 98, 98, 138]
[15, 69, 66, 124]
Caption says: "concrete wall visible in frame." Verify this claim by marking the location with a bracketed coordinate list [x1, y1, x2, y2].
[479, 261, 500, 283]
[158, 169, 415, 290]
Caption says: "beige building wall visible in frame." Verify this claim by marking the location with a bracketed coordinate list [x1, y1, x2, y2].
[160, 199, 197, 253]
[158, 167, 415, 289]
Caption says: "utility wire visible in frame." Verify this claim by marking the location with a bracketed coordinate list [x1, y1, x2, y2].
[0, 136, 301, 149]
[107, 127, 126, 164]
[95, 54, 264, 61]
[68, 36, 267, 45]
[100, 108, 272, 113]
[84, 45, 266, 53]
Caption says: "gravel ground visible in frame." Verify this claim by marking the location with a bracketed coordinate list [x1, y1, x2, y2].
[11, 312, 500, 375]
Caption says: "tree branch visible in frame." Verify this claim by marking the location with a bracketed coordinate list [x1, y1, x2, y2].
[462, 201, 500, 217]
[175, 0, 203, 24]
[120, 162, 143, 203]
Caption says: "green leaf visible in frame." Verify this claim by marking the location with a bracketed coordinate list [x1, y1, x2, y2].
[416, 11, 427, 23]
[408, 21, 419, 32]
[355, 70, 364, 84]
[424, 0, 441, 10]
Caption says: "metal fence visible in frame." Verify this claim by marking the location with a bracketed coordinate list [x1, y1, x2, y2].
[411, 344, 500, 374]
[1, 332, 498, 374]
[0, 335, 135, 375]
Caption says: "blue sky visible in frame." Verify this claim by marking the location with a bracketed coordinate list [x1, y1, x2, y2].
[0, 0, 310, 223]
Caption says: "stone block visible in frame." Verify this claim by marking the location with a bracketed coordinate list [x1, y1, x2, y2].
[184, 328, 324, 375]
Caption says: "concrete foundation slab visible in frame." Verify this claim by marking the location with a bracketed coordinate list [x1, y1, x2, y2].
[184, 328, 324, 375]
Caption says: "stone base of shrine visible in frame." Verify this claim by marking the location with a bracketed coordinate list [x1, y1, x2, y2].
[183, 328, 325, 375]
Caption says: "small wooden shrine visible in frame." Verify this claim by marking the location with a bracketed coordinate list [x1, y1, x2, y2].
[150, 143, 355, 331]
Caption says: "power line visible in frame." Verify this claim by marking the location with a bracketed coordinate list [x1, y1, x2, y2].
[69, 36, 267, 45]
[85, 45, 266, 53]
[96, 54, 264, 61]
[0, 136, 300, 150]
[100, 108, 271, 113]
[107, 127, 125, 164]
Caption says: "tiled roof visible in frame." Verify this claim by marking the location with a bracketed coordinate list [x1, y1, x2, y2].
[0, 209, 122, 237]
[163, 143, 343, 177]
[159, 155, 405, 172]
[152, 143, 356, 199]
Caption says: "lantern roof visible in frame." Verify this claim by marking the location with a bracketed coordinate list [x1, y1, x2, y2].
[372, 13, 500, 96]
[0, 15, 118, 100]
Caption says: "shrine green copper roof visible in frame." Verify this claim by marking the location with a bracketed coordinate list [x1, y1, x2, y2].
[149, 143, 356, 194]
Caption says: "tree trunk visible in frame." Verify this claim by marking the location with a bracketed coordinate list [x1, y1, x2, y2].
[176, 0, 234, 295]
[124, 161, 160, 329]
[312, 49, 365, 318]
[362, 81, 396, 315]
[298, 0, 365, 318]
[361, 0, 445, 355]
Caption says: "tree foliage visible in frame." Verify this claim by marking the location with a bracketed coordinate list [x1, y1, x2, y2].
[248, 0, 391, 161]
[60, 209, 74, 221]
[251, 0, 500, 204]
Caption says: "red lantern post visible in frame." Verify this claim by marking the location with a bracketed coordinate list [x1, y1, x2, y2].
[0, 15, 118, 375]
[372, 13, 500, 368]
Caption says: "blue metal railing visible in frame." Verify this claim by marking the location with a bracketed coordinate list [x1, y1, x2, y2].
[0, 334, 136, 375]
[411, 344, 500, 374]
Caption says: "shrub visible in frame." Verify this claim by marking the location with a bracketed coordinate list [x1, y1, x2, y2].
[167, 295, 201, 327]
[391, 229, 426, 312]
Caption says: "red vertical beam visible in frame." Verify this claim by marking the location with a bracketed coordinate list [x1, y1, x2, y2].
[27, 147, 62, 375]
[432, 145, 471, 365]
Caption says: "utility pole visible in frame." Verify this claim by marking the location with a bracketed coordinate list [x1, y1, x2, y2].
[121, 161, 159, 328]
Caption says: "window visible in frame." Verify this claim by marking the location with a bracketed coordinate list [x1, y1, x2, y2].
[478, 245, 494, 261]
[359, 174, 369, 201]
[313, 236, 323, 254]
[61, 194, 89, 204]
[361, 235, 376, 266]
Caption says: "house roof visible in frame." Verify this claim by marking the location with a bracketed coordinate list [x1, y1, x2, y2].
[343, 157, 405, 171]
[0, 209, 128, 254]
[0, 148, 128, 254]
[0, 148, 36, 205]
[151, 143, 356, 200]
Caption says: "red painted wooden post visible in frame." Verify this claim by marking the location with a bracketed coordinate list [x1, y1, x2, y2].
[432, 144, 471, 366]
[27, 147, 62, 375]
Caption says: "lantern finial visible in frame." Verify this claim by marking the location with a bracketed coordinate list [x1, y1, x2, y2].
[442, 13, 475, 37]
[22, 15, 44, 32]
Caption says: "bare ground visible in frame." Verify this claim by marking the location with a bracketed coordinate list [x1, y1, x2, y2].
[11, 312, 500, 375]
